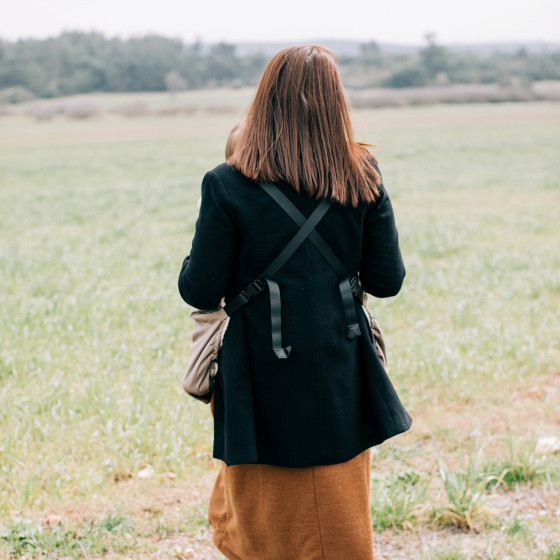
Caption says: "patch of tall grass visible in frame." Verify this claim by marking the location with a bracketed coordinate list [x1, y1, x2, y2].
[371, 470, 430, 530]
[485, 438, 552, 489]
[433, 449, 494, 531]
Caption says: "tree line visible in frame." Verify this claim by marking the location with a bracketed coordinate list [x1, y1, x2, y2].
[0, 32, 559, 100]
[350, 35, 560, 89]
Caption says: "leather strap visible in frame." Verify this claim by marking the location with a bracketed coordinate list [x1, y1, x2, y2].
[259, 182, 361, 340]
[264, 279, 292, 359]
[224, 194, 331, 357]
[224, 198, 330, 316]
[260, 197, 331, 279]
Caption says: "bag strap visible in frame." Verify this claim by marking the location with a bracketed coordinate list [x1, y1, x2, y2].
[259, 182, 362, 341]
[259, 182, 348, 278]
[224, 181, 363, 359]
[260, 196, 331, 279]
[224, 196, 331, 316]
[224, 195, 331, 359]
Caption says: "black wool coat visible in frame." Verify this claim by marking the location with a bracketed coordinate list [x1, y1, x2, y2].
[178, 163, 412, 468]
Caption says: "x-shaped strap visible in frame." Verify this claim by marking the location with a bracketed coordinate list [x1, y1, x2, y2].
[224, 182, 361, 359]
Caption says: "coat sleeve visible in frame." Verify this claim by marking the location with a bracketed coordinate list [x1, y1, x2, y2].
[359, 184, 406, 298]
[178, 170, 238, 309]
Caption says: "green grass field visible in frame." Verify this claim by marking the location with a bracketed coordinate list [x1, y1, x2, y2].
[1, 97, 559, 559]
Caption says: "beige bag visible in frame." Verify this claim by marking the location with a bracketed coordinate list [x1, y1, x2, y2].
[362, 293, 388, 370]
[182, 305, 229, 403]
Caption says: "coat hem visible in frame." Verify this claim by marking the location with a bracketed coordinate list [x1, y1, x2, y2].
[213, 420, 412, 468]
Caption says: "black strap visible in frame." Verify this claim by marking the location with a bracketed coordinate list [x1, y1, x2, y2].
[260, 197, 331, 279]
[260, 183, 349, 278]
[265, 279, 292, 359]
[224, 195, 331, 357]
[224, 197, 330, 316]
[223, 278, 265, 317]
[259, 182, 361, 341]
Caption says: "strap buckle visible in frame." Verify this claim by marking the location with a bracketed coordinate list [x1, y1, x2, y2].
[346, 323, 361, 341]
[242, 279, 265, 300]
[350, 276, 364, 303]
[224, 279, 266, 316]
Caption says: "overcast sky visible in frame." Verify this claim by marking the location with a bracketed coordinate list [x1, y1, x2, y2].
[2, 0, 560, 45]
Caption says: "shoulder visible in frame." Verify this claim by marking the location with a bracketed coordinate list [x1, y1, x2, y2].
[206, 162, 251, 186]
[202, 163, 256, 197]
[202, 164, 262, 214]
[363, 181, 391, 216]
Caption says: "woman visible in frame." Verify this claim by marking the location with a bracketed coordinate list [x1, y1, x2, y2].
[178, 45, 411, 560]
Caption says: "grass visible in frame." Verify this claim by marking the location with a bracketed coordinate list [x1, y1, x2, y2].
[371, 470, 430, 530]
[543, 544, 560, 560]
[0, 512, 135, 558]
[500, 514, 528, 536]
[433, 449, 493, 531]
[485, 437, 552, 489]
[427, 547, 468, 560]
[1, 96, 560, 558]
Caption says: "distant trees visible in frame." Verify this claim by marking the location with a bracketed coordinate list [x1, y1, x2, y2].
[0, 32, 559, 100]
[164, 71, 188, 92]
[0, 33, 267, 98]
[421, 33, 449, 80]
[384, 67, 427, 88]
[341, 34, 560, 89]
[381, 34, 450, 87]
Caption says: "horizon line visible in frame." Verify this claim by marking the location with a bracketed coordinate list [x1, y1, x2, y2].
[1, 30, 560, 47]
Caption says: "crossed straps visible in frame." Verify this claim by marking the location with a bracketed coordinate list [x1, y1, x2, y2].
[223, 182, 362, 359]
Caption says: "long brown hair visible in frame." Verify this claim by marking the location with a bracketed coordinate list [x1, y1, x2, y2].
[228, 45, 381, 206]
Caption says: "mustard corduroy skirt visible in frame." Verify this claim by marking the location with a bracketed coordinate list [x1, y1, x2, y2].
[207, 450, 374, 560]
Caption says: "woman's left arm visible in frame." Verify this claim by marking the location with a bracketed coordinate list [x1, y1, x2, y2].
[178, 170, 238, 309]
